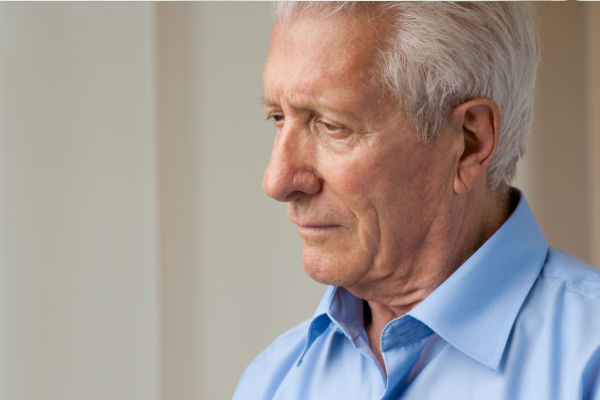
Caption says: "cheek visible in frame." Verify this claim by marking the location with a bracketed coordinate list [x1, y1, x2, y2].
[328, 161, 384, 251]
[337, 148, 430, 244]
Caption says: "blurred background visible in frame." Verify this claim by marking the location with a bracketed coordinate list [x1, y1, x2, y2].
[1, 2, 599, 400]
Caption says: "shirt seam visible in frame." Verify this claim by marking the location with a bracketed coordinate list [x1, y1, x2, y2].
[538, 273, 600, 303]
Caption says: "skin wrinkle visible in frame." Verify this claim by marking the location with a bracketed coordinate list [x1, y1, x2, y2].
[262, 10, 510, 372]
[266, 11, 450, 300]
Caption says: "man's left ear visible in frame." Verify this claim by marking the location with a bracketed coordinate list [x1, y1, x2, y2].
[450, 98, 500, 194]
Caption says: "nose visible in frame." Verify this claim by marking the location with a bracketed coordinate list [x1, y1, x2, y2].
[262, 128, 322, 202]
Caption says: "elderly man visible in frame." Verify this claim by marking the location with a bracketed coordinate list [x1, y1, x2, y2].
[235, 2, 600, 399]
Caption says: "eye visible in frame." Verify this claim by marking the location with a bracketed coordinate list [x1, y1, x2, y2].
[315, 119, 347, 138]
[317, 120, 339, 131]
[266, 113, 284, 128]
[267, 113, 283, 126]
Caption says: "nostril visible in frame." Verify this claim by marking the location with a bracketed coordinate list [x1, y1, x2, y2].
[284, 190, 305, 203]
[262, 167, 322, 202]
[283, 191, 297, 202]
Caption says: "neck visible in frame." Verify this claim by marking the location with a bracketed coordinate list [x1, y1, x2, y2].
[360, 185, 513, 371]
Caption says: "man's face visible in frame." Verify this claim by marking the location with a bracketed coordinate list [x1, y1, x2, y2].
[262, 13, 460, 293]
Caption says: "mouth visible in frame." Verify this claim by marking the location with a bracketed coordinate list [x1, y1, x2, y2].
[297, 224, 342, 235]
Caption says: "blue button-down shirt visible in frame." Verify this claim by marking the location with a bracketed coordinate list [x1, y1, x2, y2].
[234, 194, 600, 399]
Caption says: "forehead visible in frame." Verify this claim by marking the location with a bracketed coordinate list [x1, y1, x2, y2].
[269, 12, 379, 65]
[263, 12, 385, 106]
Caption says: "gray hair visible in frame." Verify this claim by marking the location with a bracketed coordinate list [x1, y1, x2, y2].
[274, 2, 539, 190]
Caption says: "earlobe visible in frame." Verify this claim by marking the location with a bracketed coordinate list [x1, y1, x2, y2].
[452, 98, 500, 194]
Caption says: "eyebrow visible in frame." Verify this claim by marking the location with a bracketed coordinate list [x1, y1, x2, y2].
[261, 96, 277, 108]
[261, 95, 362, 124]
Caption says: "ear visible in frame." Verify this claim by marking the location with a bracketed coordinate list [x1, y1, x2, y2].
[450, 98, 500, 194]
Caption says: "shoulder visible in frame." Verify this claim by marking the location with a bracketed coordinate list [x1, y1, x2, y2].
[540, 248, 600, 303]
[528, 248, 600, 328]
[519, 248, 600, 366]
[501, 249, 600, 396]
[233, 319, 312, 400]
[540, 251, 600, 396]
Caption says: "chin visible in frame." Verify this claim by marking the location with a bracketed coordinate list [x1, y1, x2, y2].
[301, 247, 365, 287]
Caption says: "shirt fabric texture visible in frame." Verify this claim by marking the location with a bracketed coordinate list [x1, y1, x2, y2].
[234, 193, 600, 399]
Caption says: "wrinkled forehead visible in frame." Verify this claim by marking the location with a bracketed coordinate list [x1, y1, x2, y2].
[263, 9, 398, 124]
[271, 15, 375, 62]
[266, 8, 390, 85]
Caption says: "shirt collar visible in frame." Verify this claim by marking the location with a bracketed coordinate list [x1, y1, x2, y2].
[314, 285, 365, 338]
[297, 285, 364, 365]
[300, 190, 548, 371]
[409, 190, 548, 370]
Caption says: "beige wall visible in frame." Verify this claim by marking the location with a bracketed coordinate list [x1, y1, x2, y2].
[585, 4, 600, 266]
[1, 3, 599, 400]
[515, 3, 600, 267]
[0, 3, 159, 400]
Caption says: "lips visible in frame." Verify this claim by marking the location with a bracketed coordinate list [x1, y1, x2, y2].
[289, 209, 345, 234]
[296, 223, 342, 235]
[298, 223, 339, 229]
